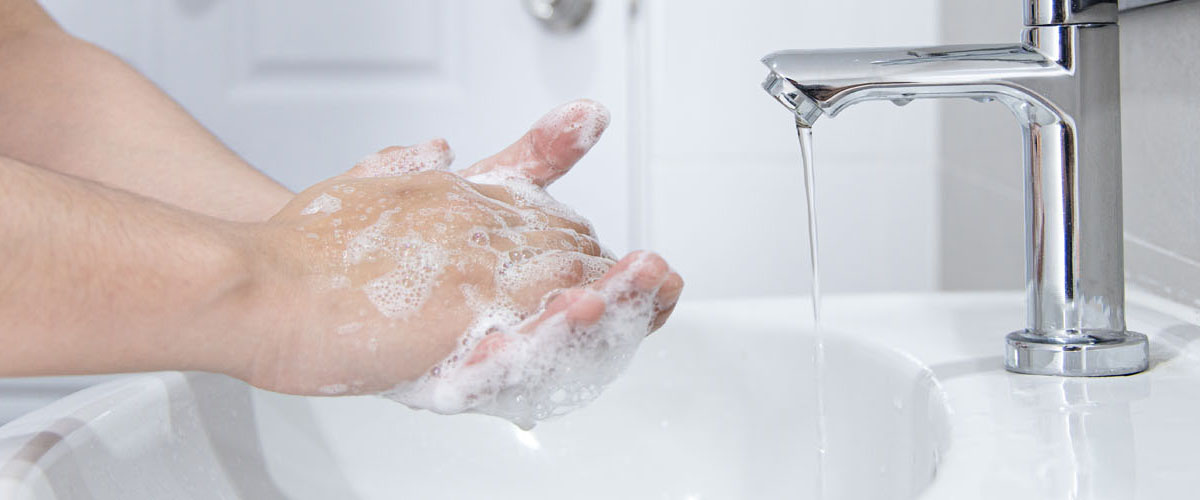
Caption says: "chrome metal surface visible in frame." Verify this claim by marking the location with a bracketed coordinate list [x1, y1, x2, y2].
[1026, 0, 1118, 25]
[1006, 330, 1149, 376]
[523, 0, 593, 32]
[760, 1, 1148, 376]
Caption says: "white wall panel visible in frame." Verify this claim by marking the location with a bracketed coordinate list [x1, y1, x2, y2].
[639, 0, 942, 299]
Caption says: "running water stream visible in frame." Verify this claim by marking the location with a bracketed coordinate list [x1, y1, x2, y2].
[796, 118, 828, 499]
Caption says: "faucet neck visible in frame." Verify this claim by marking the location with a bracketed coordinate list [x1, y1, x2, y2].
[1026, 0, 1118, 26]
[759, 21, 1149, 375]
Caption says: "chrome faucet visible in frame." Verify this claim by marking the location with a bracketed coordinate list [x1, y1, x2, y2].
[761, 0, 1149, 376]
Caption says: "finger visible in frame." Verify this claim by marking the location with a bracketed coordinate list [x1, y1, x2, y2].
[501, 253, 610, 312]
[650, 271, 684, 332]
[590, 251, 670, 295]
[347, 139, 454, 178]
[472, 183, 517, 205]
[522, 229, 603, 256]
[470, 183, 595, 236]
[525, 288, 607, 334]
[446, 193, 528, 229]
[465, 289, 606, 365]
[587, 251, 682, 336]
[459, 99, 610, 187]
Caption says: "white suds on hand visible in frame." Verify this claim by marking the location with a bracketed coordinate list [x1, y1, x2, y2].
[377, 173, 655, 430]
[356, 139, 454, 177]
[382, 253, 657, 430]
[335, 101, 657, 429]
[302, 193, 342, 215]
[533, 99, 611, 152]
[345, 209, 449, 319]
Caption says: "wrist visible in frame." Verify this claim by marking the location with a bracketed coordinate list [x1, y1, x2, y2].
[202, 220, 313, 387]
[176, 220, 284, 381]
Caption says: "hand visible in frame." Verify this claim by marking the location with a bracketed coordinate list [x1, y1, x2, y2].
[242, 100, 682, 425]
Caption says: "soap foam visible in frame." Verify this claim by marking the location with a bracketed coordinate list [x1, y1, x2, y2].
[463, 170, 595, 235]
[533, 99, 611, 152]
[383, 253, 657, 430]
[375, 173, 657, 430]
[356, 140, 454, 177]
[333, 154, 655, 429]
[363, 244, 446, 319]
[301, 193, 342, 215]
[345, 209, 450, 319]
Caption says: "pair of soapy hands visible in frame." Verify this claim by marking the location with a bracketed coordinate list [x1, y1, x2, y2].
[250, 100, 683, 398]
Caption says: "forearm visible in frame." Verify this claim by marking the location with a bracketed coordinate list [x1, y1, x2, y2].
[0, 1, 292, 222]
[0, 156, 261, 378]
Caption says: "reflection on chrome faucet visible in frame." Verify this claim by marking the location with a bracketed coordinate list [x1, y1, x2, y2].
[760, 0, 1148, 377]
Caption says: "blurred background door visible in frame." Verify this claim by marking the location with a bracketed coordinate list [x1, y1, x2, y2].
[36, 0, 634, 247]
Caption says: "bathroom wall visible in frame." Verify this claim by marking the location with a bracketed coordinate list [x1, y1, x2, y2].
[936, 0, 1200, 310]
[1119, 0, 1200, 308]
[935, 0, 1025, 291]
[638, 0, 943, 299]
[36, 0, 635, 252]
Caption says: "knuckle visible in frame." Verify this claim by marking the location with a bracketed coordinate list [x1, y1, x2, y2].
[413, 169, 461, 186]
[560, 257, 586, 282]
[583, 236, 602, 256]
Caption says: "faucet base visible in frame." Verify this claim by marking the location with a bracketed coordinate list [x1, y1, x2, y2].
[1005, 331, 1149, 377]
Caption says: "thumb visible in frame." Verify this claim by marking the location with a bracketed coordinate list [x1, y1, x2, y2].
[459, 99, 610, 187]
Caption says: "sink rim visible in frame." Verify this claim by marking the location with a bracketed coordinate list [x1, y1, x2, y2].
[3, 289, 1199, 499]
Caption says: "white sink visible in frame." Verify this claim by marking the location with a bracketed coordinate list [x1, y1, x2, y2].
[2, 292, 1199, 499]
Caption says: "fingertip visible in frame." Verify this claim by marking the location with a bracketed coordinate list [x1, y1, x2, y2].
[528, 99, 610, 182]
[630, 252, 670, 291]
[426, 138, 455, 169]
[649, 271, 683, 334]
[659, 272, 684, 305]
[650, 303, 677, 333]
[464, 99, 611, 187]
[535, 99, 610, 137]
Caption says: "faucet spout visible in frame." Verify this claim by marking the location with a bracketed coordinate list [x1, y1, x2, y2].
[762, 22, 1150, 376]
[762, 27, 1081, 128]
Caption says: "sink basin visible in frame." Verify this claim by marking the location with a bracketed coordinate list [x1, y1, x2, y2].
[2, 292, 1199, 499]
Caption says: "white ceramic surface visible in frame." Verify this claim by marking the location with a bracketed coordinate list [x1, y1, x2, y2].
[2, 292, 1198, 499]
